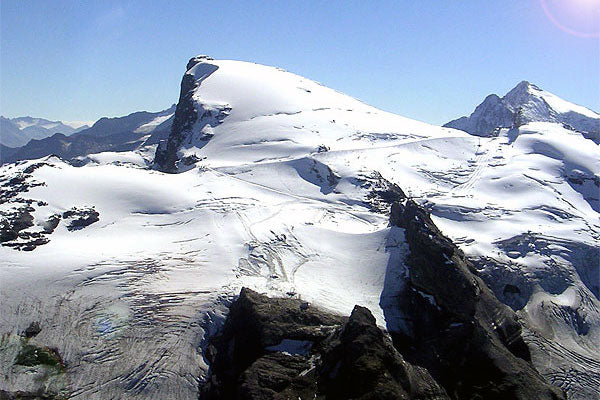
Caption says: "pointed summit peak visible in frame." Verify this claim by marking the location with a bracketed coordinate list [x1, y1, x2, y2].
[514, 80, 533, 90]
[515, 80, 531, 89]
[445, 80, 599, 139]
[504, 81, 537, 101]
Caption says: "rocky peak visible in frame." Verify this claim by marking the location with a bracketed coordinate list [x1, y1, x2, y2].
[445, 81, 599, 140]
[505, 80, 533, 96]
[503, 81, 556, 122]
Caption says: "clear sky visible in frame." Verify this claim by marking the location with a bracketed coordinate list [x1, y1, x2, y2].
[1, 0, 598, 126]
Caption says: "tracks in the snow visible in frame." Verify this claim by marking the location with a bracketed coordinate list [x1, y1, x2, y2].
[451, 138, 500, 195]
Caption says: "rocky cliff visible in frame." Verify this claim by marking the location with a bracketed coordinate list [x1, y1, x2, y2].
[200, 288, 449, 400]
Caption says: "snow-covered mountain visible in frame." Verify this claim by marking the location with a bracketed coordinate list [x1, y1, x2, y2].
[0, 116, 90, 148]
[0, 106, 175, 165]
[154, 55, 454, 172]
[77, 107, 175, 139]
[11, 116, 90, 138]
[1, 57, 598, 400]
[445, 81, 600, 142]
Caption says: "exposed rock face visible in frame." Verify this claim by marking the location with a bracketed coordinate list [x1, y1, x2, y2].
[388, 199, 565, 400]
[445, 94, 515, 137]
[200, 288, 448, 400]
[0, 162, 101, 251]
[445, 81, 600, 141]
[154, 56, 230, 172]
[23, 322, 41, 339]
[317, 306, 448, 400]
[62, 207, 99, 231]
[0, 206, 49, 251]
[153, 65, 202, 172]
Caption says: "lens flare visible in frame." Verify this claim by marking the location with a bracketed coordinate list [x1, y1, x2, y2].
[541, 0, 600, 38]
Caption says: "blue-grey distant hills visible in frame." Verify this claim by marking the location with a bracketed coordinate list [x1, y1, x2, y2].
[0, 116, 89, 148]
[0, 106, 175, 164]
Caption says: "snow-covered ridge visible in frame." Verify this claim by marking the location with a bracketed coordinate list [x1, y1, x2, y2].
[10, 116, 93, 132]
[525, 83, 598, 119]
[445, 81, 600, 139]
[154, 56, 463, 171]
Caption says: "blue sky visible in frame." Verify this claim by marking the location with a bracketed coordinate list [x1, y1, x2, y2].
[1, 0, 598, 125]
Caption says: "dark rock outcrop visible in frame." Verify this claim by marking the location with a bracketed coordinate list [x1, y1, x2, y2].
[0, 206, 49, 251]
[388, 199, 565, 400]
[0, 164, 57, 251]
[0, 206, 33, 243]
[62, 207, 99, 231]
[317, 306, 448, 400]
[153, 68, 200, 172]
[154, 56, 229, 172]
[23, 322, 42, 339]
[200, 288, 448, 400]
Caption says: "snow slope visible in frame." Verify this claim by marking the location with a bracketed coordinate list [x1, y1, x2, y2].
[1, 57, 598, 399]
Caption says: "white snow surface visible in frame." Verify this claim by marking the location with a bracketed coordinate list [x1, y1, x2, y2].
[134, 113, 174, 133]
[1, 58, 599, 399]
[529, 85, 599, 119]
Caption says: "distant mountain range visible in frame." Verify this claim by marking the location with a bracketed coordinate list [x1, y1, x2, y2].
[0, 116, 90, 148]
[0, 106, 175, 164]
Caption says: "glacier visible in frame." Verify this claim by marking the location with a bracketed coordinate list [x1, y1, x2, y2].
[1, 56, 598, 399]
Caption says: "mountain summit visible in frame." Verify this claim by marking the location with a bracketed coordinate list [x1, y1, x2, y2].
[154, 55, 454, 172]
[445, 81, 600, 141]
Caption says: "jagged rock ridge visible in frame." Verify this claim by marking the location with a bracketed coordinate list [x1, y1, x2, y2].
[154, 56, 230, 172]
[201, 287, 450, 399]
[388, 199, 565, 400]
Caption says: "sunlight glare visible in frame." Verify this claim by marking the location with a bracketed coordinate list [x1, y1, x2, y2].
[541, 0, 600, 37]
